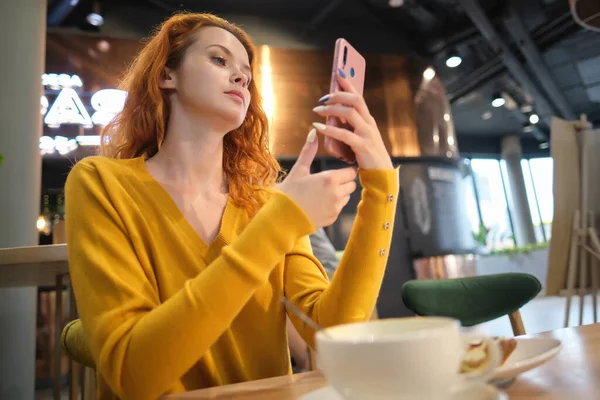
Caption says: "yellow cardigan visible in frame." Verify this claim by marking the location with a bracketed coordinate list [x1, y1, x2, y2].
[65, 156, 398, 399]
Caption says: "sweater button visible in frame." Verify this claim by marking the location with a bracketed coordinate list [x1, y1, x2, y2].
[380, 249, 386, 256]
[388, 194, 394, 202]
[384, 222, 390, 230]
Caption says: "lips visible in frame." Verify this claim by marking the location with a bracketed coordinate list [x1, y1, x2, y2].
[225, 90, 244, 104]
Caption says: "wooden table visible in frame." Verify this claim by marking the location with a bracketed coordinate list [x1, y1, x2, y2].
[164, 323, 600, 400]
[0, 244, 69, 287]
[0, 244, 76, 400]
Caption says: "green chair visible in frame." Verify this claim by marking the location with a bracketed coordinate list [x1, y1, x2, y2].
[61, 319, 96, 399]
[401, 273, 542, 336]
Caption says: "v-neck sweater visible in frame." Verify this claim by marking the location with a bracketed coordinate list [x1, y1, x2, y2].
[65, 155, 399, 400]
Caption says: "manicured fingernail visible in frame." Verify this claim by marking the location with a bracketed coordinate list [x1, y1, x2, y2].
[338, 68, 347, 79]
[318, 94, 331, 103]
[313, 106, 326, 113]
[306, 128, 317, 143]
[313, 122, 327, 131]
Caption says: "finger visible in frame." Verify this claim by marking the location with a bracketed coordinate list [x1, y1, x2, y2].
[327, 166, 358, 185]
[336, 70, 358, 94]
[339, 180, 357, 197]
[312, 122, 362, 150]
[291, 128, 318, 174]
[338, 194, 352, 211]
[313, 104, 365, 130]
[318, 91, 371, 122]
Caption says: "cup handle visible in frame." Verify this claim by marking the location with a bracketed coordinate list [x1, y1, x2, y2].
[459, 336, 502, 384]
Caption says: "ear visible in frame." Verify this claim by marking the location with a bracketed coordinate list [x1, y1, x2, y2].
[159, 67, 177, 89]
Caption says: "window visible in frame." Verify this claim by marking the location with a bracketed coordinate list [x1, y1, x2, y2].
[465, 156, 553, 249]
[463, 165, 482, 236]
[529, 158, 554, 239]
[519, 160, 546, 242]
[470, 159, 515, 250]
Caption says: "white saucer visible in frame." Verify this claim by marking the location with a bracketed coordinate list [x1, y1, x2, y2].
[491, 337, 562, 382]
[301, 382, 507, 400]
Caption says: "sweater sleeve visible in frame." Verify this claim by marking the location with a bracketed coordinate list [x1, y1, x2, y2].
[284, 168, 399, 348]
[65, 161, 314, 400]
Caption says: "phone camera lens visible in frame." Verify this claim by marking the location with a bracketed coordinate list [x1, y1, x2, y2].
[343, 46, 348, 66]
[350, 67, 355, 77]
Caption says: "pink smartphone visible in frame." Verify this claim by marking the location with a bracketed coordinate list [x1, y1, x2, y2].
[324, 38, 366, 163]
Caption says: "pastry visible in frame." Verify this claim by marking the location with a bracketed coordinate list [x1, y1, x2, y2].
[460, 337, 517, 373]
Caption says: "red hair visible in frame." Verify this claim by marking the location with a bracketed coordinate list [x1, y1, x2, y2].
[101, 12, 282, 215]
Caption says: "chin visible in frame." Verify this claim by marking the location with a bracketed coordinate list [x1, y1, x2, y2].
[216, 109, 247, 133]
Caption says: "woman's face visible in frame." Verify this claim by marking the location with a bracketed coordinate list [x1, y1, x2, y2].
[161, 26, 252, 132]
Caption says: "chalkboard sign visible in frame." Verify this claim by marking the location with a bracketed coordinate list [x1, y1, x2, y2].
[400, 161, 476, 257]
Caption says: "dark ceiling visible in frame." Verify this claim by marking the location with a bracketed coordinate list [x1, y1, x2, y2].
[47, 0, 599, 152]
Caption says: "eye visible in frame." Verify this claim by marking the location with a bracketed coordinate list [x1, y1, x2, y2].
[211, 56, 226, 66]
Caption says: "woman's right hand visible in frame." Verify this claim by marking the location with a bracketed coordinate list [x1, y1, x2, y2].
[277, 129, 357, 230]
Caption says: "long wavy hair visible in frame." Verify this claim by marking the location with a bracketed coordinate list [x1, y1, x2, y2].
[101, 12, 282, 215]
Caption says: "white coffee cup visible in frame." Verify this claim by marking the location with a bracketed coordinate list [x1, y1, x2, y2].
[315, 317, 501, 400]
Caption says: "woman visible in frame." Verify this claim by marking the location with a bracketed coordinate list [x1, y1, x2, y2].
[66, 12, 398, 400]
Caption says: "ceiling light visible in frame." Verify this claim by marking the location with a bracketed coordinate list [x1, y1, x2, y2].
[86, 1, 104, 26]
[86, 13, 103, 26]
[491, 96, 505, 108]
[539, 142, 549, 149]
[529, 114, 540, 124]
[445, 55, 462, 68]
[389, 0, 405, 7]
[443, 113, 450, 122]
[423, 67, 436, 80]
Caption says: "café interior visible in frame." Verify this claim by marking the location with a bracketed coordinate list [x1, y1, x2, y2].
[2, 0, 600, 399]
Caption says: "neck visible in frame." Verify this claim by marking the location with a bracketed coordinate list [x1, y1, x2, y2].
[148, 102, 228, 194]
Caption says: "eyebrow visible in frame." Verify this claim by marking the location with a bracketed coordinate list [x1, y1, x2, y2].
[206, 44, 252, 78]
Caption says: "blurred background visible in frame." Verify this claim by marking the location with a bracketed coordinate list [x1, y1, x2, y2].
[37, 0, 592, 311]
[2, 0, 600, 398]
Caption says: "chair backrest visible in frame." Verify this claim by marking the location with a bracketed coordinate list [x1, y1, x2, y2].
[401, 273, 541, 328]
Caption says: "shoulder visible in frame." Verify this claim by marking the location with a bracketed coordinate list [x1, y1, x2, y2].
[66, 156, 145, 197]
[70, 156, 140, 174]
[68, 156, 142, 182]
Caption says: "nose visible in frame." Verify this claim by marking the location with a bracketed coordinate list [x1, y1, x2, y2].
[231, 68, 249, 88]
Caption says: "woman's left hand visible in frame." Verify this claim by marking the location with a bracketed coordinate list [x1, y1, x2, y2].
[312, 71, 394, 170]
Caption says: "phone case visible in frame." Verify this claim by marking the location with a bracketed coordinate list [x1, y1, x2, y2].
[324, 38, 366, 163]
